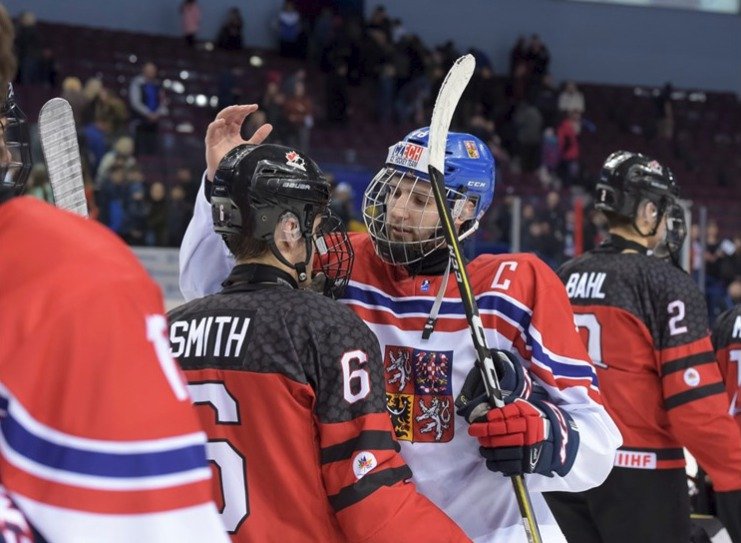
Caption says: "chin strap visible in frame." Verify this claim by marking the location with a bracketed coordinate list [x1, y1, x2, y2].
[268, 236, 313, 284]
[422, 259, 452, 340]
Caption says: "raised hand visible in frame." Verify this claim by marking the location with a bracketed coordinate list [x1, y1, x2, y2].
[205, 105, 273, 181]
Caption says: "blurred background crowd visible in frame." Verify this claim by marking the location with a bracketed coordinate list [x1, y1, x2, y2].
[7, 0, 741, 320]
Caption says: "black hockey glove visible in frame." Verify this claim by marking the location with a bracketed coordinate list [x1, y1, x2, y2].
[715, 489, 741, 543]
[455, 349, 532, 421]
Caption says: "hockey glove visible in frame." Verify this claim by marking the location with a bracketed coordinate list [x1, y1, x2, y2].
[455, 349, 532, 422]
[465, 398, 580, 478]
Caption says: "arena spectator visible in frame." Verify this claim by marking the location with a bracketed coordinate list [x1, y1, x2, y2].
[147, 181, 169, 246]
[557, 110, 582, 186]
[534, 74, 559, 128]
[13, 11, 41, 84]
[97, 164, 129, 236]
[513, 100, 543, 173]
[128, 62, 168, 155]
[25, 164, 53, 203]
[124, 184, 150, 245]
[308, 6, 334, 64]
[96, 135, 137, 186]
[276, 1, 304, 58]
[167, 184, 191, 246]
[509, 35, 528, 78]
[180, 0, 201, 47]
[60, 76, 86, 125]
[282, 80, 314, 151]
[526, 34, 550, 80]
[81, 115, 112, 176]
[260, 78, 286, 141]
[216, 7, 244, 51]
[558, 81, 585, 114]
[655, 82, 674, 140]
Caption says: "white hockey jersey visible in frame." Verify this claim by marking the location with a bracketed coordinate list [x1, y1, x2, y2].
[179, 178, 622, 542]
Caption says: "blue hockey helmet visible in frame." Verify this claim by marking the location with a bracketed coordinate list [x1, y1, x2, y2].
[363, 127, 496, 265]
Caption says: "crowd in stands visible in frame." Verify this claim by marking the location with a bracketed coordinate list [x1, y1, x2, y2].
[9, 2, 739, 319]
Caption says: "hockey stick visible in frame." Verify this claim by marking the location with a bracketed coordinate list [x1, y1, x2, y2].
[39, 98, 89, 217]
[427, 54, 543, 543]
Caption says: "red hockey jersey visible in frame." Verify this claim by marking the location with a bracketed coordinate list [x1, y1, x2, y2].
[712, 304, 741, 433]
[559, 241, 741, 491]
[168, 263, 469, 543]
[0, 197, 227, 542]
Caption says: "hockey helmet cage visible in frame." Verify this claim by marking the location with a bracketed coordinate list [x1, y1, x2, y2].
[363, 128, 495, 265]
[0, 84, 32, 197]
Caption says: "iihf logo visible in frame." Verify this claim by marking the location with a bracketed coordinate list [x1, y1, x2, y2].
[285, 150, 306, 171]
[420, 279, 430, 292]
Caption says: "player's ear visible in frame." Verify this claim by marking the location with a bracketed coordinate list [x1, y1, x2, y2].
[275, 213, 302, 248]
[636, 199, 659, 229]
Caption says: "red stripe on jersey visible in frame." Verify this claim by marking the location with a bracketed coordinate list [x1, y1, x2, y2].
[661, 361, 724, 401]
[715, 343, 741, 433]
[0, 459, 214, 514]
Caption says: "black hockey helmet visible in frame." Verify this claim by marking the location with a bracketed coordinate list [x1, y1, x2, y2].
[595, 151, 678, 220]
[212, 143, 354, 297]
[594, 150, 684, 242]
[0, 84, 32, 199]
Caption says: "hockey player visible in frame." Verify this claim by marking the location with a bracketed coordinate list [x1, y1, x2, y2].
[178, 109, 621, 541]
[545, 151, 741, 542]
[712, 300, 741, 432]
[168, 141, 469, 542]
[0, 5, 228, 539]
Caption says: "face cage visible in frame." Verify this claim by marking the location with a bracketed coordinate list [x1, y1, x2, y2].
[663, 202, 687, 254]
[362, 167, 477, 266]
[314, 211, 354, 298]
[0, 85, 32, 195]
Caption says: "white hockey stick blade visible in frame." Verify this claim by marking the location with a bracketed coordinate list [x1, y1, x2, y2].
[39, 98, 88, 217]
[427, 54, 475, 174]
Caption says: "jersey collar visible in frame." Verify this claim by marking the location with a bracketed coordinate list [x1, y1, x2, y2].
[221, 263, 299, 291]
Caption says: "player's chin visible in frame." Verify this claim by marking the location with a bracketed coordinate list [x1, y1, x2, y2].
[388, 227, 415, 242]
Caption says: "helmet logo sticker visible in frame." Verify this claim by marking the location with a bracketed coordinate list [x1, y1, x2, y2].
[464, 140, 479, 159]
[646, 160, 663, 175]
[285, 150, 306, 171]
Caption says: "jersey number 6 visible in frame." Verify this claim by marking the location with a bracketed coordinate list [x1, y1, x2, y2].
[188, 382, 249, 533]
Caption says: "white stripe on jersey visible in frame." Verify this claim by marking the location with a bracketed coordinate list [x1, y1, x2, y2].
[13, 494, 230, 543]
[0, 383, 207, 454]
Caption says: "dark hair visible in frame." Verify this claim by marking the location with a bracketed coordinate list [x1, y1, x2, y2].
[602, 210, 631, 229]
[229, 222, 270, 261]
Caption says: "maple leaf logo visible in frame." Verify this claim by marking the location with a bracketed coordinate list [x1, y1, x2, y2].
[285, 150, 306, 171]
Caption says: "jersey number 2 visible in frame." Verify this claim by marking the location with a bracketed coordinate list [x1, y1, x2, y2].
[188, 382, 249, 533]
